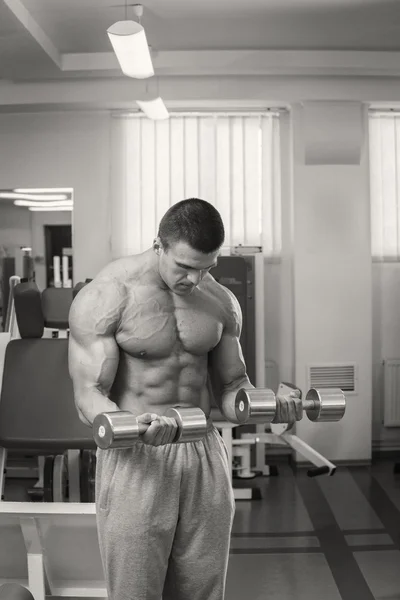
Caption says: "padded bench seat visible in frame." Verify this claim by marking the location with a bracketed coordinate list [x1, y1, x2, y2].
[0, 339, 95, 451]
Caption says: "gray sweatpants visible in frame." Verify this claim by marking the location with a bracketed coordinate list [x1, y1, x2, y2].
[95, 420, 235, 600]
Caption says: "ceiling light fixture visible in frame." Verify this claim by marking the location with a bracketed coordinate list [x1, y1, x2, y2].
[14, 187, 73, 194]
[136, 97, 169, 120]
[0, 192, 69, 201]
[29, 207, 73, 212]
[107, 4, 154, 79]
[14, 200, 73, 208]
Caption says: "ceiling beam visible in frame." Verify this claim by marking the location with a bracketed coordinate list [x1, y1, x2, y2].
[61, 50, 400, 78]
[2, 74, 400, 111]
[3, 0, 61, 68]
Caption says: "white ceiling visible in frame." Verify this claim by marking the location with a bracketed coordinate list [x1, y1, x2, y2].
[1, 0, 400, 82]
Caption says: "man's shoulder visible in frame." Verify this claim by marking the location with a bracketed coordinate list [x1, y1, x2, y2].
[203, 272, 237, 300]
[202, 274, 241, 324]
[95, 255, 143, 285]
[70, 255, 143, 329]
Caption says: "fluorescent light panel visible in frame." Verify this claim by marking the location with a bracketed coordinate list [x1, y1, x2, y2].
[29, 207, 73, 212]
[0, 192, 68, 201]
[14, 200, 73, 208]
[107, 20, 154, 79]
[136, 97, 169, 120]
[14, 187, 73, 194]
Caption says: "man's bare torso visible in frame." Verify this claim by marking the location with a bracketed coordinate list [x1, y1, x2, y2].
[87, 252, 231, 418]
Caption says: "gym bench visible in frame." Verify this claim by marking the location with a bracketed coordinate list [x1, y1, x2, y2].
[0, 336, 102, 598]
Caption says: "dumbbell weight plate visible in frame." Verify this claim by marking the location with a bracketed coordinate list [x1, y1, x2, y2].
[93, 411, 140, 449]
[305, 388, 346, 422]
[235, 388, 277, 424]
[43, 456, 55, 502]
[90, 452, 97, 503]
[53, 454, 68, 502]
[164, 407, 207, 442]
[80, 450, 96, 503]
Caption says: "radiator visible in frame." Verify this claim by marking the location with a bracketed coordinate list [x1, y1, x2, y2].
[384, 359, 400, 427]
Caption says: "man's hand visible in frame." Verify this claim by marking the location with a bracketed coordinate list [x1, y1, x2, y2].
[272, 389, 303, 425]
[136, 413, 179, 446]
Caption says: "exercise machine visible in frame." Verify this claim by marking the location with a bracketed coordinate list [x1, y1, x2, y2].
[0, 280, 86, 498]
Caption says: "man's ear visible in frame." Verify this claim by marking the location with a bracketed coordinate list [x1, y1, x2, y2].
[153, 237, 162, 255]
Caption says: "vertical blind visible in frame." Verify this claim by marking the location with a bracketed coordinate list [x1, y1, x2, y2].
[110, 113, 282, 259]
[369, 112, 400, 261]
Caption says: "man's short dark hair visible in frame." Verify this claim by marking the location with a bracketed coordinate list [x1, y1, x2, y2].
[158, 198, 225, 253]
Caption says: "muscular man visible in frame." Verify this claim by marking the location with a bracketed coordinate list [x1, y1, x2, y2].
[68, 198, 302, 600]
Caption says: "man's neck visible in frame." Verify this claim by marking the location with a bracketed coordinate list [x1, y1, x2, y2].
[143, 247, 168, 290]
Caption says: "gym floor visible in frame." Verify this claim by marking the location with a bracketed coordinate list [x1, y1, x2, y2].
[5, 459, 400, 600]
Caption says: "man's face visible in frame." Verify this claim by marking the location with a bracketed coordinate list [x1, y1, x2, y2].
[157, 240, 220, 295]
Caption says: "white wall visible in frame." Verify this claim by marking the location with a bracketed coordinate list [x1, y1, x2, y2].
[0, 112, 111, 283]
[0, 204, 32, 256]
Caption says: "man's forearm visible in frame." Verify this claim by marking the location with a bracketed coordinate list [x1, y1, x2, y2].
[220, 376, 255, 424]
[76, 389, 120, 427]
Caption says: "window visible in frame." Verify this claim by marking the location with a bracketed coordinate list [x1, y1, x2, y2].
[109, 112, 282, 259]
[369, 112, 400, 261]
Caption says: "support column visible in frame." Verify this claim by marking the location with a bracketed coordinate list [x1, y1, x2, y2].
[291, 101, 372, 463]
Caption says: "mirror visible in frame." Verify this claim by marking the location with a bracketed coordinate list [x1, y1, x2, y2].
[0, 188, 74, 329]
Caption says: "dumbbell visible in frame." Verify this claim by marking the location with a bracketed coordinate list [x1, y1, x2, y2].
[234, 382, 346, 425]
[93, 406, 207, 449]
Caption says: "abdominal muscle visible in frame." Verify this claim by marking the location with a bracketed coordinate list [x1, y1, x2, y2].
[110, 350, 213, 419]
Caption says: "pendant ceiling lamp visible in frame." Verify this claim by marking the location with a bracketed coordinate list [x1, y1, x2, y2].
[136, 97, 170, 120]
[107, 4, 154, 79]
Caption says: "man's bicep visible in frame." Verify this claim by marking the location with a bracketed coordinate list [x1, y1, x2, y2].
[210, 286, 247, 388]
[68, 332, 120, 397]
[68, 285, 121, 399]
[209, 331, 247, 390]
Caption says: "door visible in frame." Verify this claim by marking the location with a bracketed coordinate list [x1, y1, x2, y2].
[44, 225, 73, 288]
